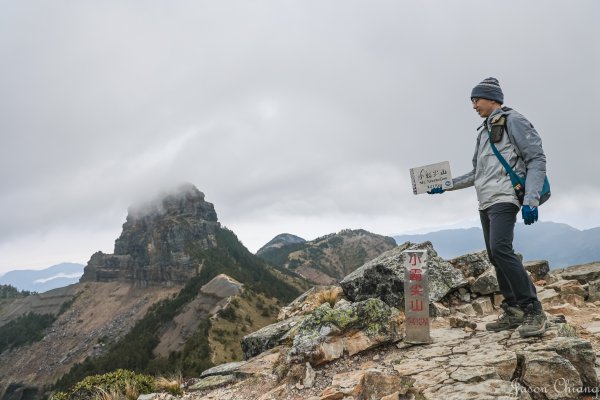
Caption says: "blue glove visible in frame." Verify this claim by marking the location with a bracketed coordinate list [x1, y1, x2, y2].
[427, 187, 445, 194]
[522, 205, 538, 225]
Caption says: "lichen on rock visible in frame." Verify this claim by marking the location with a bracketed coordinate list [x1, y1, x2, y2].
[287, 298, 403, 365]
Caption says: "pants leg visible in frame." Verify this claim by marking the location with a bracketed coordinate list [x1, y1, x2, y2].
[479, 202, 537, 307]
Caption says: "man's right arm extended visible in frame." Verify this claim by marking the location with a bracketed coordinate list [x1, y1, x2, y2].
[448, 138, 478, 191]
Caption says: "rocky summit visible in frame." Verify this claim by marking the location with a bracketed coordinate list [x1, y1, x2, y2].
[176, 244, 600, 400]
[80, 184, 220, 286]
[256, 233, 307, 256]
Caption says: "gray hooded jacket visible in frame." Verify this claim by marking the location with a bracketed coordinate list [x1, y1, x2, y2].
[450, 107, 547, 209]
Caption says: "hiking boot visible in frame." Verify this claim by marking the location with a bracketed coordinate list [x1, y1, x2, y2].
[518, 301, 547, 337]
[486, 303, 524, 332]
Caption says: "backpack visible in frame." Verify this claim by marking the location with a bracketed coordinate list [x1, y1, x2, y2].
[487, 108, 551, 205]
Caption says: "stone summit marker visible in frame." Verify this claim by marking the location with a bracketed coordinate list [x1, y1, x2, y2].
[403, 249, 432, 344]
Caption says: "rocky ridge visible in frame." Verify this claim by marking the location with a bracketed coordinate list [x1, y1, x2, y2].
[175, 243, 600, 400]
[257, 229, 397, 285]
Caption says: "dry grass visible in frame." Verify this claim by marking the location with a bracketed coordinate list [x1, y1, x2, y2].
[155, 374, 183, 395]
[314, 287, 343, 308]
[93, 385, 133, 400]
[91, 375, 175, 399]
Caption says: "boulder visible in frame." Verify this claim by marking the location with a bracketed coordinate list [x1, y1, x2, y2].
[431, 302, 450, 317]
[361, 370, 414, 399]
[137, 395, 158, 400]
[458, 287, 471, 302]
[241, 315, 306, 359]
[556, 262, 600, 285]
[544, 303, 580, 317]
[237, 349, 281, 377]
[583, 321, 600, 335]
[449, 314, 477, 330]
[448, 250, 492, 279]
[324, 370, 365, 398]
[199, 348, 281, 381]
[562, 294, 586, 307]
[303, 362, 316, 388]
[200, 361, 247, 378]
[319, 369, 413, 400]
[520, 350, 582, 399]
[470, 268, 500, 295]
[472, 297, 494, 316]
[287, 298, 403, 365]
[589, 279, 600, 302]
[455, 304, 477, 316]
[524, 260, 550, 281]
[538, 289, 561, 305]
[558, 281, 587, 298]
[340, 241, 467, 309]
[523, 337, 599, 389]
[188, 375, 236, 391]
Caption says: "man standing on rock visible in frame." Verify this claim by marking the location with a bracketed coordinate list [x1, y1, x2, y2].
[428, 77, 548, 337]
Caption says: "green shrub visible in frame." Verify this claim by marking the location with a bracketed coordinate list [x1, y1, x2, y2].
[57, 369, 155, 400]
[49, 391, 69, 400]
[217, 306, 238, 322]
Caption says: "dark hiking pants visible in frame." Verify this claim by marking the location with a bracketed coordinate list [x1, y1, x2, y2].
[479, 202, 538, 307]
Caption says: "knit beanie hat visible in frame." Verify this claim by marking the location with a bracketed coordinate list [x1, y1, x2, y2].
[471, 77, 504, 104]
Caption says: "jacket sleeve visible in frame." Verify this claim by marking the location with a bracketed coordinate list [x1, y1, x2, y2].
[448, 137, 478, 191]
[507, 113, 546, 207]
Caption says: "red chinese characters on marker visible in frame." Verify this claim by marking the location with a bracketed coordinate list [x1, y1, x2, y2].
[410, 298, 424, 312]
[408, 253, 423, 313]
[410, 283, 424, 296]
[403, 250, 431, 343]
[409, 268, 422, 281]
[409, 253, 422, 266]
[408, 255, 426, 315]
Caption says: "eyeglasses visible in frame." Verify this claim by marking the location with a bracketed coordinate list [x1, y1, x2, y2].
[471, 98, 481, 104]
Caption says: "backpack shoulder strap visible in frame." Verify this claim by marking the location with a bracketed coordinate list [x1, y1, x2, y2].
[488, 126, 525, 187]
[499, 107, 523, 159]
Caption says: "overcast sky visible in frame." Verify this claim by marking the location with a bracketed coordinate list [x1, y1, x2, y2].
[1, 1, 599, 274]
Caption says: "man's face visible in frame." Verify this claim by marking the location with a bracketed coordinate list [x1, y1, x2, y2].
[472, 98, 498, 118]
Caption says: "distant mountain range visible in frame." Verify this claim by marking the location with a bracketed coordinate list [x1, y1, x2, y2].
[0, 263, 84, 293]
[2, 222, 597, 294]
[393, 221, 600, 269]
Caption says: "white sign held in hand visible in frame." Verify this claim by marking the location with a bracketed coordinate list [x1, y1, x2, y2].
[410, 161, 453, 195]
